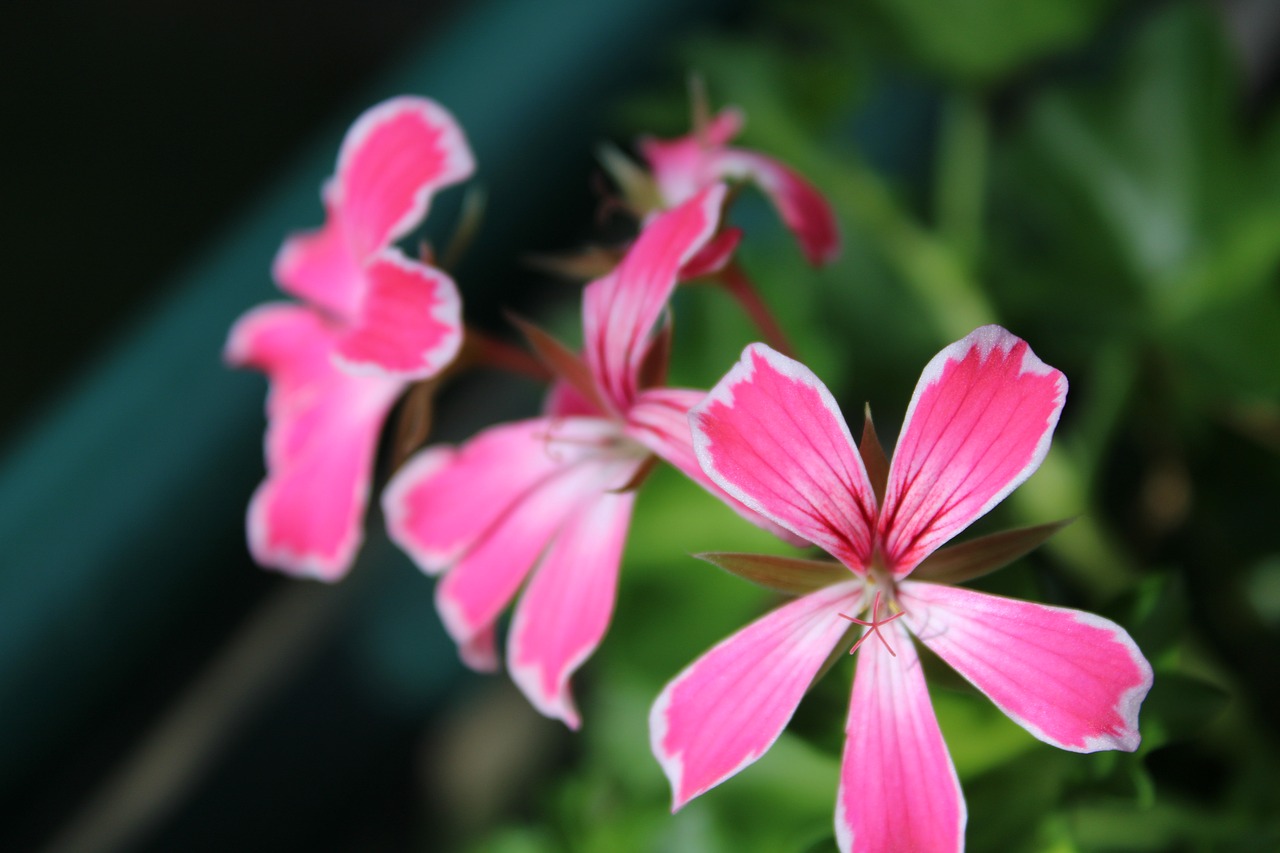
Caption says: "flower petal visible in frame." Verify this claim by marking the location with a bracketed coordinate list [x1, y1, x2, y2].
[651, 581, 862, 809]
[272, 97, 473, 318]
[459, 626, 498, 672]
[583, 184, 725, 411]
[333, 249, 463, 379]
[434, 453, 634, 669]
[331, 96, 474, 259]
[900, 581, 1153, 753]
[879, 326, 1067, 577]
[679, 227, 742, 280]
[625, 387, 705, 475]
[508, 489, 636, 729]
[226, 304, 402, 579]
[543, 378, 606, 419]
[628, 386, 808, 547]
[226, 303, 331, 413]
[691, 344, 877, 570]
[713, 148, 840, 266]
[703, 107, 746, 146]
[272, 214, 363, 320]
[836, 619, 965, 853]
[384, 417, 610, 573]
[639, 103, 837, 268]
[639, 107, 745, 207]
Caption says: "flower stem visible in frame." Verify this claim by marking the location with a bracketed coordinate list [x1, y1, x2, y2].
[717, 262, 795, 357]
[463, 327, 551, 381]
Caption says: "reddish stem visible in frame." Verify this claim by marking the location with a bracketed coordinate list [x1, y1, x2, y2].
[716, 262, 794, 357]
[464, 327, 552, 382]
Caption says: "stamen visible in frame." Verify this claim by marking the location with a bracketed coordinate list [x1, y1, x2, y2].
[537, 417, 570, 463]
[838, 590, 905, 657]
[536, 421, 628, 463]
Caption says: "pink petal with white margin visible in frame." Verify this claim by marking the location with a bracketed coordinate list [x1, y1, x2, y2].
[714, 148, 840, 266]
[640, 107, 746, 206]
[273, 97, 473, 317]
[878, 325, 1067, 577]
[508, 488, 636, 729]
[691, 343, 877, 571]
[627, 387, 808, 548]
[652, 580, 862, 809]
[226, 303, 402, 580]
[385, 417, 612, 573]
[900, 581, 1153, 752]
[332, 96, 474, 260]
[434, 453, 635, 670]
[836, 619, 965, 853]
[583, 184, 725, 411]
[333, 249, 463, 379]
[272, 212, 364, 320]
[226, 303, 336, 421]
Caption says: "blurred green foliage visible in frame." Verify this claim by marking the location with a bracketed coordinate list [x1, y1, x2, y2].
[461, 0, 1280, 850]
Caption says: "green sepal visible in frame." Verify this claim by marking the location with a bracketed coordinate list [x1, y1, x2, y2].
[911, 518, 1074, 584]
[696, 551, 853, 594]
[597, 142, 663, 216]
[858, 404, 889, 504]
[507, 312, 611, 415]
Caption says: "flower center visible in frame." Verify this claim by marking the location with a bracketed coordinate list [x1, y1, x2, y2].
[537, 418, 644, 464]
[838, 588, 905, 658]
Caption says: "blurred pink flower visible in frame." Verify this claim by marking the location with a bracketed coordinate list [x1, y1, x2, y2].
[651, 327, 1153, 852]
[640, 104, 840, 267]
[634, 99, 840, 355]
[227, 97, 472, 579]
[384, 184, 792, 727]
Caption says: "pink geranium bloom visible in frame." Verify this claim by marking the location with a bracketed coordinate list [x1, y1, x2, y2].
[631, 99, 839, 355]
[650, 327, 1153, 852]
[640, 104, 840, 267]
[384, 184, 791, 728]
[227, 97, 472, 579]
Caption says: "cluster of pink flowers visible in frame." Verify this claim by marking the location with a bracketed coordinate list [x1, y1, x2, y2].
[229, 92, 1152, 851]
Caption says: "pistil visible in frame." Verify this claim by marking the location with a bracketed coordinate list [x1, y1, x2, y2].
[838, 589, 906, 657]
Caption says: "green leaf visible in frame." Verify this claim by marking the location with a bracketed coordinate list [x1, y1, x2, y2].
[1000, 2, 1280, 324]
[931, 688, 1039, 778]
[963, 751, 1069, 851]
[864, 0, 1119, 84]
[1122, 572, 1188, 662]
[1139, 670, 1231, 751]
[1169, 285, 1280, 400]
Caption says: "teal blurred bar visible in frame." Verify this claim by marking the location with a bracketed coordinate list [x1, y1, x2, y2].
[0, 0, 728, 815]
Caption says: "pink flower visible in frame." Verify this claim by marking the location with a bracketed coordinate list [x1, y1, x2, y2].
[384, 184, 790, 728]
[629, 98, 840, 355]
[639, 104, 840, 268]
[650, 327, 1153, 852]
[226, 97, 473, 580]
